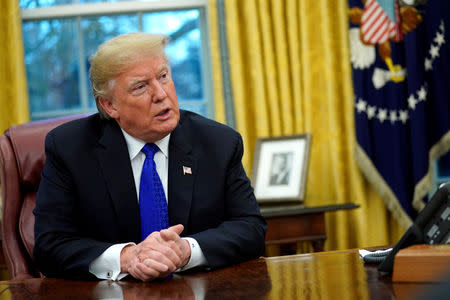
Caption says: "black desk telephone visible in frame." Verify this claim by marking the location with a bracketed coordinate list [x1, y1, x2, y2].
[376, 182, 450, 274]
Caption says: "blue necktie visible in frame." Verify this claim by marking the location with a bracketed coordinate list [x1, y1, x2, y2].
[139, 143, 169, 240]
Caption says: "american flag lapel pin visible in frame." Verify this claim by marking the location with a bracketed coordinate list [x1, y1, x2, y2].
[183, 166, 192, 175]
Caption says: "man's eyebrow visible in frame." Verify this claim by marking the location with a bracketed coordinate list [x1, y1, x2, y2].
[158, 63, 169, 73]
[127, 63, 169, 88]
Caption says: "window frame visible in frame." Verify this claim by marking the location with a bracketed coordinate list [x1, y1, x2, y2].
[20, 0, 214, 120]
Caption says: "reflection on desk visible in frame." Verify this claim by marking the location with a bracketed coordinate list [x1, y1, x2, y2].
[0, 249, 446, 300]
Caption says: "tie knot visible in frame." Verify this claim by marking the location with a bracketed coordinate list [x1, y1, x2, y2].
[141, 143, 159, 159]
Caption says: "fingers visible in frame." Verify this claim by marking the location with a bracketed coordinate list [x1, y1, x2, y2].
[138, 241, 182, 270]
[137, 229, 185, 269]
[141, 233, 183, 261]
[128, 225, 190, 281]
[128, 257, 169, 282]
[145, 224, 183, 243]
[147, 225, 186, 264]
[160, 228, 182, 242]
[160, 224, 187, 255]
[159, 226, 191, 268]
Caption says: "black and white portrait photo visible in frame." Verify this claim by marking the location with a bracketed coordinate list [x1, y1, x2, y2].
[269, 152, 293, 186]
[252, 134, 311, 203]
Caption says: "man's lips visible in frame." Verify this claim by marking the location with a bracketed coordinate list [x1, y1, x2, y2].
[155, 109, 170, 117]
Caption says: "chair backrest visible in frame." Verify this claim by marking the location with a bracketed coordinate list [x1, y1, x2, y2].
[0, 114, 89, 279]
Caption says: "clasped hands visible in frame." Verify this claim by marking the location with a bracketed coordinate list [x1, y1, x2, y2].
[120, 224, 191, 281]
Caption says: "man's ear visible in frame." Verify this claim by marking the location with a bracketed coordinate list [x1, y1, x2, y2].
[98, 96, 119, 119]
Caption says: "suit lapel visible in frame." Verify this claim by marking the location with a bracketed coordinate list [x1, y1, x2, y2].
[94, 120, 141, 242]
[168, 112, 196, 230]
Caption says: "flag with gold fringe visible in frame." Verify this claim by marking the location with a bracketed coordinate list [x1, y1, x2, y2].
[348, 0, 450, 227]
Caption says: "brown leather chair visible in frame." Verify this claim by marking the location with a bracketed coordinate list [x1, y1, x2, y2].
[0, 114, 89, 279]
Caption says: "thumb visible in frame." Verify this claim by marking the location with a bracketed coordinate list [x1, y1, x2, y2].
[167, 224, 184, 235]
[160, 224, 184, 241]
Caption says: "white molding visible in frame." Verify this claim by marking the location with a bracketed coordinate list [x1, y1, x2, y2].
[198, 6, 214, 118]
[21, 0, 208, 20]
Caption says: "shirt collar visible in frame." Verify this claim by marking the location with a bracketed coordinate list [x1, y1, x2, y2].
[121, 129, 170, 160]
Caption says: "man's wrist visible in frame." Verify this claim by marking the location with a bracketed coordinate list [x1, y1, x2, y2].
[177, 237, 207, 272]
[120, 244, 137, 273]
[89, 243, 134, 280]
[182, 239, 191, 267]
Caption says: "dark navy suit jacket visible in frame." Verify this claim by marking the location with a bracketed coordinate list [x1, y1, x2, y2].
[33, 110, 267, 279]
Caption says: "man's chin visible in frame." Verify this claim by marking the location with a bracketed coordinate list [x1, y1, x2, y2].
[149, 120, 179, 141]
[164, 116, 179, 132]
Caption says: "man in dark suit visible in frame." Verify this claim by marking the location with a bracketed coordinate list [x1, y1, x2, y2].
[33, 33, 267, 281]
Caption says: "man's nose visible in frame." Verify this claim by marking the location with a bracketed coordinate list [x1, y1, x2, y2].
[151, 80, 167, 102]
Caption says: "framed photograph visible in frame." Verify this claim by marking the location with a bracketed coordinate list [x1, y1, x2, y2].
[251, 134, 311, 203]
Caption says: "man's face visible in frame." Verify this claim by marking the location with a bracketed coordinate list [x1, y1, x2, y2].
[272, 154, 287, 173]
[100, 55, 180, 142]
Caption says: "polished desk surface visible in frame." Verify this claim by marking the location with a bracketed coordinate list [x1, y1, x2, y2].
[0, 249, 446, 300]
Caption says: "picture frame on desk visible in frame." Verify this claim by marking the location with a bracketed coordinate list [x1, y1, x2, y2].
[252, 134, 311, 204]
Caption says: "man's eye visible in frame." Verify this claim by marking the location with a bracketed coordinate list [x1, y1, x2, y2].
[161, 72, 168, 79]
[134, 84, 146, 90]
[130, 83, 147, 95]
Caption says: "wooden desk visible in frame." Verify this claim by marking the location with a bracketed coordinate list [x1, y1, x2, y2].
[0, 249, 446, 299]
[261, 203, 359, 254]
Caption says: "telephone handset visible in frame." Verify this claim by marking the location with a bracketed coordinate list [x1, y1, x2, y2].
[377, 182, 450, 274]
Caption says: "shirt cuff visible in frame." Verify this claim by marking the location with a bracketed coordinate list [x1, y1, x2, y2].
[89, 243, 135, 281]
[177, 237, 208, 272]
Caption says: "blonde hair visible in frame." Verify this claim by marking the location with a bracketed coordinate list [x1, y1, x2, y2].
[89, 32, 170, 119]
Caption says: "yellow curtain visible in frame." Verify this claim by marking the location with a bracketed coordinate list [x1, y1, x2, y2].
[209, 0, 405, 251]
[208, 0, 227, 124]
[0, 0, 29, 133]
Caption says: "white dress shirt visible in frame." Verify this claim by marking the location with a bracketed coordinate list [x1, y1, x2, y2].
[89, 130, 207, 280]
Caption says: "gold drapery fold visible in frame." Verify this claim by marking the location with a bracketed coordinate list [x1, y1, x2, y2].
[207, 0, 227, 124]
[210, 0, 406, 251]
[0, 0, 30, 133]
